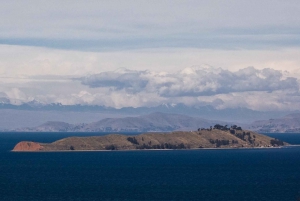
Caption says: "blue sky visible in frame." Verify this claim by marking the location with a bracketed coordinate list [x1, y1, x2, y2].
[0, 1, 300, 111]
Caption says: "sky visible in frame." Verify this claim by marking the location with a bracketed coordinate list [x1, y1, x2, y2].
[1, 0, 300, 111]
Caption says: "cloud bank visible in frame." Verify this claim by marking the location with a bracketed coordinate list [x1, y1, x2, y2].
[1, 66, 299, 111]
[80, 67, 298, 97]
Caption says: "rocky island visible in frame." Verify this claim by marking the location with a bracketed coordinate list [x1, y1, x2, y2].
[12, 125, 288, 151]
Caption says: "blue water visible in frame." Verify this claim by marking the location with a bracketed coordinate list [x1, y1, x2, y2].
[0, 132, 300, 201]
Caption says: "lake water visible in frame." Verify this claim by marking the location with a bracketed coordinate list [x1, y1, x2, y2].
[0, 132, 300, 201]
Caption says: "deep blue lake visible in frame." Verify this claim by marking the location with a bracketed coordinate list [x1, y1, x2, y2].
[0, 132, 300, 201]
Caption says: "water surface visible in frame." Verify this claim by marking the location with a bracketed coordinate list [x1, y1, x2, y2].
[1, 132, 300, 201]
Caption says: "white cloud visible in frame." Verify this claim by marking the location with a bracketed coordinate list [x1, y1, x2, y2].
[5, 88, 28, 105]
[0, 44, 300, 111]
[1, 45, 300, 78]
[1, 65, 299, 111]
[80, 67, 298, 97]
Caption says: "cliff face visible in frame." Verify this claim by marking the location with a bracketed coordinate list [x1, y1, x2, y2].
[12, 129, 287, 151]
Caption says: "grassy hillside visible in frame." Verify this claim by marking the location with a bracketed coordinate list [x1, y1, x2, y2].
[13, 126, 288, 151]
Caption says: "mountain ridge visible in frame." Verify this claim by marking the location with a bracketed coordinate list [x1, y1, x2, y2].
[12, 112, 232, 132]
[0, 102, 294, 123]
[6, 111, 300, 133]
[248, 113, 300, 133]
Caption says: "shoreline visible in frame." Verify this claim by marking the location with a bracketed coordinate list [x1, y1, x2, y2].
[3, 131, 300, 133]
[11, 145, 297, 152]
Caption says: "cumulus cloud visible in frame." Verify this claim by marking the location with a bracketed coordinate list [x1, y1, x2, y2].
[79, 67, 299, 97]
[1, 66, 300, 111]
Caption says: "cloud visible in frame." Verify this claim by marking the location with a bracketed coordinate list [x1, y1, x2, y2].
[79, 67, 299, 97]
[0, 47, 299, 111]
[1, 44, 300, 79]
[0, 1, 300, 50]
[80, 69, 149, 93]
[60, 66, 299, 111]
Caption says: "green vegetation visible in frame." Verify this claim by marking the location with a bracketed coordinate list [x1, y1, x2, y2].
[209, 139, 230, 147]
[127, 137, 139, 145]
[137, 143, 187, 149]
[199, 124, 243, 132]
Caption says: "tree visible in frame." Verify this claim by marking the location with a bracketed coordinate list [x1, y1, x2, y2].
[214, 124, 223, 129]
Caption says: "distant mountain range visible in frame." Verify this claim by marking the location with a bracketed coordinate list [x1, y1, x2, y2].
[248, 113, 300, 133]
[12, 112, 233, 132]
[7, 111, 300, 133]
[0, 102, 294, 123]
[1, 102, 300, 132]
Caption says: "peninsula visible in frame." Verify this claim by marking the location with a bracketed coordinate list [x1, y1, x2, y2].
[12, 125, 288, 151]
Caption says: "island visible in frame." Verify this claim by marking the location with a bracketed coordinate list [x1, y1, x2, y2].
[12, 125, 288, 151]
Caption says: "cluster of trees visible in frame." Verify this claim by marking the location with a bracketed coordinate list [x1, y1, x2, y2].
[214, 124, 242, 131]
[209, 139, 230, 147]
[213, 124, 229, 130]
[127, 137, 139, 145]
[230, 125, 242, 130]
[198, 127, 212, 131]
[270, 139, 284, 146]
[233, 131, 254, 143]
[198, 124, 243, 132]
[207, 138, 240, 147]
[137, 143, 186, 149]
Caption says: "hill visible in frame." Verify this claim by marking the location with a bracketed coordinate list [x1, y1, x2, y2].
[13, 126, 287, 151]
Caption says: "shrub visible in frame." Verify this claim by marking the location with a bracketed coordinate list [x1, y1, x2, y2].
[127, 137, 139, 145]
